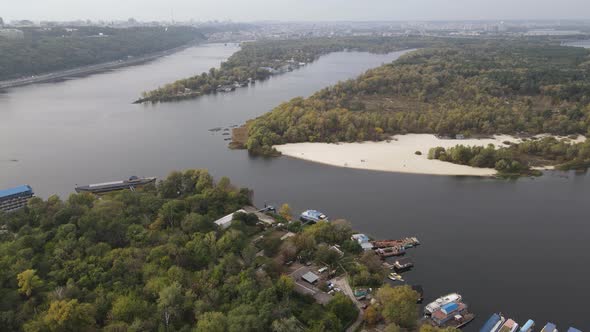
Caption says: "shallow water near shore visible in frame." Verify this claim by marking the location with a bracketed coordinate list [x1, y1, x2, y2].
[0, 43, 589, 330]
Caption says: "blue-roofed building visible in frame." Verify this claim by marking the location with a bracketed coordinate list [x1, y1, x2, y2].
[0, 185, 34, 212]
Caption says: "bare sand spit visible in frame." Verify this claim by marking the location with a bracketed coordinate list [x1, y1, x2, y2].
[274, 134, 585, 177]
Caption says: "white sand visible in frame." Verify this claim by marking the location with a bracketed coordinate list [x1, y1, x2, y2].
[274, 134, 585, 177]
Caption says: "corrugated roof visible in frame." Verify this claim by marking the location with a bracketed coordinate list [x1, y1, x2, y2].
[441, 302, 459, 314]
[302, 271, 319, 284]
[0, 185, 32, 199]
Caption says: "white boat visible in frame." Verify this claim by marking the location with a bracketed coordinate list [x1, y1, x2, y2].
[424, 293, 462, 315]
[388, 273, 404, 282]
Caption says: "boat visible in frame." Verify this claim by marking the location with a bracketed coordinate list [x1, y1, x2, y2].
[376, 246, 405, 257]
[480, 313, 505, 332]
[424, 293, 462, 315]
[75, 176, 156, 194]
[498, 319, 519, 332]
[519, 319, 535, 332]
[394, 257, 414, 270]
[0, 185, 34, 212]
[567, 328, 582, 332]
[300, 210, 328, 223]
[372, 237, 420, 249]
[423, 301, 475, 329]
[541, 323, 558, 332]
[388, 272, 404, 282]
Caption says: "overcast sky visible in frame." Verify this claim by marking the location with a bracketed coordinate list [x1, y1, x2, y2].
[3, 0, 590, 22]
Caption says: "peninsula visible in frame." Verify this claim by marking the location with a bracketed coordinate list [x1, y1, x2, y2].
[238, 38, 590, 176]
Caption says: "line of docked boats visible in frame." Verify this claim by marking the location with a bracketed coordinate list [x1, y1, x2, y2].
[480, 313, 583, 332]
[422, 293, 476, 329]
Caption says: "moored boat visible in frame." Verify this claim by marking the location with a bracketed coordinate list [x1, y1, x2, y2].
[75, 176, 156, 194]
[423, 301, 475, 329]
[424, 293, 462, 315]
[541, 323, 558, 332]
[480, 313, 505, 332]
[498, 319, 519, 332]
[388, 272, 404, 282]
[376, 246, 405, 257]
[394, 257, 414, 270]
[300, 210, 328, 223]
[519, 319, 535, 332]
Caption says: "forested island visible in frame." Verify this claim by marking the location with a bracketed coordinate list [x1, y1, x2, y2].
[0, 170, 455, 332]
[136, 36, 441, 103]
[239, 38, 590, 172]
[0, 26, 203, 82]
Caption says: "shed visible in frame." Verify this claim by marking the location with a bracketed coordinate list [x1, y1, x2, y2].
[302, 272, 319, 284]
[213, 209, 246, 229]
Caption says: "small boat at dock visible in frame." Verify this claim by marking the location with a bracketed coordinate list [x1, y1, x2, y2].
[388, 272, 404, 282]
[300, 210, 328, 223]
[75, 176, 156, 194]
[394, 257, 414, 271]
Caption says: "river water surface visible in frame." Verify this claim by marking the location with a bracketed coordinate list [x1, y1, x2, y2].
[1, 44, 589, 330]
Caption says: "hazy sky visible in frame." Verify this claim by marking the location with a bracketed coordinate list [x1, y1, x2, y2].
[3, 0, 590, 22]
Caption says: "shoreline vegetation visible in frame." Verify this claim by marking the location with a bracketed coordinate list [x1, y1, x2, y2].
[0, 169, 451, 332]
[0, 26, 205, 87]
[235, 38, 590, 176]
[135, 36, 444, 104]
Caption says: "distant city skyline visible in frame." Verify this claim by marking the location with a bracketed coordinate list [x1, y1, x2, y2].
[3, 0, 590, 22]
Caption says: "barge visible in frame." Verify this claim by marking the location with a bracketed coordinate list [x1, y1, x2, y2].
[498, 319, 519, 332]
[541, 323, 557, 332]
[424, 293, 462, 315]
[372, 237, 420, 249]
[519, 319, 535, 332]
[423, 301, 475, 329]
[75, 176, 156, 194]
[376, 246, 405, 257]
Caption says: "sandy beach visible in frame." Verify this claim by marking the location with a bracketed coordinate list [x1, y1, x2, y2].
[274, 134, 585, 176]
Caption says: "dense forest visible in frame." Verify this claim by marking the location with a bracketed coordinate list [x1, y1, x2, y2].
[0, 170, 453, 332]
[243, 39, 590, 159]
[0, 26, 203, 81]
[137, 36, 443, 103]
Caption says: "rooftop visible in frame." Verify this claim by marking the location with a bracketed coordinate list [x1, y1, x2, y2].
[0, 185, 33, 199]
[302, 271, 319, 284]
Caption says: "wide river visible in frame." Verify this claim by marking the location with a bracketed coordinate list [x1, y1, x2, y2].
[1, 44, 589, 330]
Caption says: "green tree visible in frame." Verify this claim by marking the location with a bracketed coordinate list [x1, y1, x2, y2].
[376, 285, 419, 328]
[17, 269, 43, 297]
[195, 311, 227, 332]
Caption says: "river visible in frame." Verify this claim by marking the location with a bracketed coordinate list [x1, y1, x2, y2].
[1, 43, 589, 330]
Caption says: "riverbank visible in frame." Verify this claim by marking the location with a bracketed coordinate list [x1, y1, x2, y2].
[274, 134, 585, 177]
[0, 40, 201, 90]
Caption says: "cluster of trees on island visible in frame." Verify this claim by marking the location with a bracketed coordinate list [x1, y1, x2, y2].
[242, 38, 590, 169]
[0, 169, 456, 332]
[428, 136, 590, 176]
[137, 36, 441, 103]
[0, 26, 203, 81]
